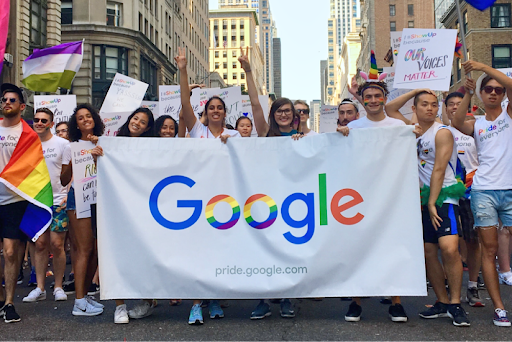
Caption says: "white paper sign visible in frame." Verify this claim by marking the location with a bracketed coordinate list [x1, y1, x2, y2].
[319, 105, 338, 133]
[159, 85, 181, 121]
[70, 141, 97, 219]
[141, 101, 160, 119]
[191, 88, 219, 118]
[390, 31, 402, 62]
[100, 74, 148, 114]
[239, 95, 270, 136]
[101, 111, 132, 137]
[384, 67, 414, 120]
[393, 29, 457, 91]
[207, 87, 242, 128]
[34, 95, 77, 133]
[498, 68, 512, 111]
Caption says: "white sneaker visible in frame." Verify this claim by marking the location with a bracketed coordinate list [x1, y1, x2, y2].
[23, 288, 46, 302]
[85, 296, 104, 309]
[72, 298, 103, 316]
[499, 271, 512, 286]
[53, 287, 67, 301]
[114, 304, 129, 324]
[128, 300, 154, 319]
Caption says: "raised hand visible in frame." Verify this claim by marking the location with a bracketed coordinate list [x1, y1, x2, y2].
[238, 46, 251, 71]
[464, 77, 476, 95]
[348, 76, 359, 96]
[462, 60, 485, 74]
[174, 47, 187, 70]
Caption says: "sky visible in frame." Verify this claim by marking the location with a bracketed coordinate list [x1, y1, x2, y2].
[209, 0, 329, 103]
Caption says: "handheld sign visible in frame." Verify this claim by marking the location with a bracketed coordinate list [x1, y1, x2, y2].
[319, 105, 338, 133]
[70, 141, 97, 219]
[101, 111, 132, 136]
[207, 86, 242, 128]
[100, 73, 149, 114]
[383, 67, 414, 120]
[390, 31, 402, 62]
[158, 85, 181, 121]
[141, 101, 159, 119]
[34, 95, 76, 133]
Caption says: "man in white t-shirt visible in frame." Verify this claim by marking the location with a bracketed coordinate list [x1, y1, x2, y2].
[22, 108, 71, 304]
[294, 100, 318, 136]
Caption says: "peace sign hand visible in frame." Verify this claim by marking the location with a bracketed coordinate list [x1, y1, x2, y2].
[238, 46, 251, 72]
[174, 47, 187, 70]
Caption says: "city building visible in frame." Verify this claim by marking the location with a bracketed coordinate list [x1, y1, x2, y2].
[441, 0, 512, 102]
[209, 7, 265, 94]
[435, 0, 454, 28]
[320, 59, 328, 105]
[272, 37, 281, 98]
[338, 18, 361, 100]
[310, 99, 321, 132]
[326, 17, 337, 104]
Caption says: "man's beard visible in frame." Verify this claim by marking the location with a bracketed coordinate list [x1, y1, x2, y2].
[2, 108, 20, 118]
[338, 119, 350, 126]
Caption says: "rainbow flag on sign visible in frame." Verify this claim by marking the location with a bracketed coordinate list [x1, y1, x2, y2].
[466, 0, 496, 10]
[0, 119, 53, 241]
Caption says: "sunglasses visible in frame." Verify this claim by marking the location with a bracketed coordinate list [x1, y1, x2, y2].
[1, 97, 17, 103]
[297, 109, 310, 114]
[33, 118, 49, 124]
[482, 86, 505, 95]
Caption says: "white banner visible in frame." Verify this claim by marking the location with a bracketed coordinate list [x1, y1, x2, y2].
[141, 101, 160, 119]
[207, 87, 242, 128]
[393, 29, 457, 91]
[319, 105, 338, 133]
[34, 95, 76, 133]
[390, 31, 402, 62]
[383, 67, 414, 120]
[70, 141, 97, 218]
[100, 74, 148, 114]
[159, 85, 181, 121]
[101, 111, 132, 137]
[97, 127, 426, 299]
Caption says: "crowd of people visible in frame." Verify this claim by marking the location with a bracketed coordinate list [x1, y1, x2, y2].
[0, 47, 511, 330]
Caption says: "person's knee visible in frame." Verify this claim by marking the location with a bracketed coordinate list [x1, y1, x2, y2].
[441, 245, 460, 260]
[51, 240, 65, 254]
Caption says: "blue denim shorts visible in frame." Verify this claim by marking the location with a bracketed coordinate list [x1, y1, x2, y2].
[470, 189, 512, 228]
[67, 186, 76, 211]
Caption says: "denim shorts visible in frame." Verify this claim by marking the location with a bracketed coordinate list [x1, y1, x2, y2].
[67, 186, 76, 211]
[470, 189, 512, 228]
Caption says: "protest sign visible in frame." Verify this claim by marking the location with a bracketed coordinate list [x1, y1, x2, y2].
[34, 95, 76, 133]
[141, 101, 160, 118]
[383, 67, 414, 120]
[390, 31, 402, 62]
[191, 88, 219, 118]
[159, 85, 181, 121]
[97, 127, 426, 299]
[101, 111, 132, 136]
[393, 29, 457, 91]
[319, 105, 338, 133]
[498, 68, 512, 111]
[207, 87, 242, 128]
[100, 73, 148, 114]
[240, 95, 270, 136]
[70, 141, 97, 219]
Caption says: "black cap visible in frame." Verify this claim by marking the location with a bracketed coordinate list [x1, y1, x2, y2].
[1, 83, 26, 104]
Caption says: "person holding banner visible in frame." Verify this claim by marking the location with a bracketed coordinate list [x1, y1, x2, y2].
[386, 89, 470, 327]
[61, 104, 105, 317]
[154, 115, 178, 138]
[235, 116, 253, 138]
[294, 101, 317, 136]
[337, 99, 360, 127]
[451, 60, 512, 327]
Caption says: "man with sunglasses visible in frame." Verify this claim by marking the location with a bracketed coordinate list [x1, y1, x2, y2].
[22, 108, 71, 304]
[452, 60, 512, 327]
[294, 100, 317, 136]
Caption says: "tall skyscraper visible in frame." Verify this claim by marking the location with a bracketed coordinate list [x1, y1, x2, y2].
[320, 60, 328, 105]
[434, 0, 454, 28]
[272, 37, 282, 98]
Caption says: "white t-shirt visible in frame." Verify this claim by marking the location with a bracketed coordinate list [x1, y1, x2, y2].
[472, 109, 512, 190]
[0, 121, 24, 205]
[304, 130, 318, 136]
[347, 115, 406, 129]
[189, 120, 241, 139]
[450, 127, 478, 174]
[42, 135, 71, 205]
[417, 122, 459, 205]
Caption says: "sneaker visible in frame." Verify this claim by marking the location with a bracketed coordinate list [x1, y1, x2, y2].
[27, 269, 36, 287]
[209, 300, 224, 319]
[251, 301, 271, 320]
[85, 296, 104, 309]
[128, 300, 154, 319]
[53, 287, 67, 301]
[345, 301, 362, 322]
[0, 301, 5, 316]
[494, 308, 512, 327]
[22, 288, 46, 303]
[447, 304, 470, 327]
[87, 283, 100, 295]
[419, 302, 449, 319]
[188, 304, 203, 325]
[389, 303, 408, 322]
[3, 304, 21, 323]
[477, 274, 486, 289]
[62, 280, 75, 294]
[499, 272, 512, 286]
[72, 298, 103, 316]
[280, 299, 295, 318]
[466, 287, 485, 307]
[114, 304, 129, 324]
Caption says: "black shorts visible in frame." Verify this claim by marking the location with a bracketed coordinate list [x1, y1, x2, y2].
[0, 201, 30, 242]
[422, 203, 460, 244]
[91, 204, 97, 239]
[459, 198, 478, 243]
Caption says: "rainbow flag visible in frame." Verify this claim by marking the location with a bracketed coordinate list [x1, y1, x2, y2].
[369, 50, 379, 80]
[0, 119, 53, 241]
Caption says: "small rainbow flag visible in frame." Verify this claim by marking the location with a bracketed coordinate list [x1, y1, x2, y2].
[454, 37, 463, 59]
[0, 119, 52, 241]
[369, 50, 379, 80]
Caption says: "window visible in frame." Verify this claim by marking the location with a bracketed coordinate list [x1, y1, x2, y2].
[215, 62, 219, 69]
[240, 20, 244, 29]
[408, 4, 414, 16]
[92, 45, 128, 108]
[223, 20, 227, 30]
[223, 73, 227, 79]
[107, 2, 122, 26]
[231, 19, 236, 30]
[408, 21, 414, 28]
[139, 13, 143, 31]
[223, 51, 227, 57]
[30, 0, 47, 47]
[232, 50, 237, 57]
[241, 72, 245, 79]
[61, 0, 73, 24]
[463, 11, 468, 34]
[232, 62, 237, 68]
[389, 5, 395, 16]
[491, 4, 511, 28]
[215, 51, 219, 58]
[492, 45, 512, 68]
[223, 62, 227, 68]
[457, 58, 461, 81]
[140, 54, 158, 100]
[233, 73, 237, 80]
[390, 21, 396, 32]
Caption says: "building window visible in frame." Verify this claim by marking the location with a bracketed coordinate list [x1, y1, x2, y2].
[491, 4, 511, 28]
[408, 4, 414, 16]
[389, 5, 395, 16]
[215, 62, 219, 69]
[223, 51, 227, 57]
[240, 20, 244, 29]
[390, 21, 396, 32]
[232, 62, 237, 68]
[492, 45, 512, 68]
[61, 0, 73, 25]
[92, 45, 128, 108]
[241, 72, 245, 79]
[457, 58, 462, 81]
[107, 2, 122, 26]
[223, 62, 227, 68]
[463, 11, 468, 34]
[233, 73, 237, 80]
[223, 73, 227, 79]
[30, 0, 47, 47]
[140, 54, 158, 100]
[408, 21, 414, 28]
[215, 51, 219, 58]
[232, 50, 237, 57]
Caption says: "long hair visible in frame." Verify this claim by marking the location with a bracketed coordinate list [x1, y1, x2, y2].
[202, 96, 226, 126]
[68, 104, 105, 142]
[117, 107, 155, 137]
[267, 97, 299, 137]
[154, 115, 178, 137]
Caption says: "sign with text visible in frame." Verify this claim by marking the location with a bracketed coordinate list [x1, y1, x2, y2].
[34, 95, 76, 133]
[191, 88, 219, 118]
[101, 111, 132, 137]
[141, 101, 160, 119]
[390, 31, 402, 62]
[393, 29, 457, 91]
[70, 141, 97, 219]
[498, 68, 512, 111]
[207, 86, 242, 128]
[319, 105, 338, 133]
[383, 67, 414, 120]
[240, 95, 270, 136]
[100, 73, 148, 114]
[159, 85, 181, 121]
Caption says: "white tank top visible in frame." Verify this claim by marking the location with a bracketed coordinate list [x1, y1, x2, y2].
[417, 122, 459, 204]
[472, 109, 512, 190]
[451, 127, 479, 173]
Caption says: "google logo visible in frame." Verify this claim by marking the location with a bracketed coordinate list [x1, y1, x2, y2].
[149, 174, 365, 245]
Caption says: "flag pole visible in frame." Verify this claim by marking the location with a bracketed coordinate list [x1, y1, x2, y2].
[455, 0, 473, 93]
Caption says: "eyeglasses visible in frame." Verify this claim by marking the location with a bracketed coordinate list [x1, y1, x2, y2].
[483, 86, 505, 95]
[296, 109, 310, 115]
[56, 128, 68, 134]
[33, 118, 49, 124]
[275, 108, 293, 116]
[1, 97, 17, 104]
